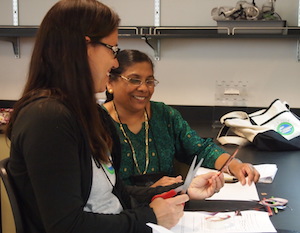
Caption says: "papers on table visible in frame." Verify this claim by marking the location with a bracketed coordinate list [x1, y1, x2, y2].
[207, 180, 259, 201]
[147, 165, 279, 233]
[196, 167, 260, 201]
[253, 164, 278, 183]
[195, 163, 278, 201]
[147, 210, 277, 233]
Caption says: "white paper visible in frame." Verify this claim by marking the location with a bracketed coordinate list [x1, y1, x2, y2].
[253, 164, 278, 183]
[196, 167, 260, 201]
[147, 211, 276, 233]
[170, 211, 277, 233]
[146, 223, 174, 233]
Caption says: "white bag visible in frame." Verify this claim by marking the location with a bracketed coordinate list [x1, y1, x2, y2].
[217, 99, 300, 151]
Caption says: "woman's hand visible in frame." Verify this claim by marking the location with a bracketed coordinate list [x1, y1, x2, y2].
[229, 161, 260, 185]
[150, 175, 183, 187]
[187, 172, 224, 200]
[215, 153, 260, 185]
[150, 194, 189, 229]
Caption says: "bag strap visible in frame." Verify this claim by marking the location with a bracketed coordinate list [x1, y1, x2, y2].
[249, 99, 290, 125]
[220, 111, 249, 124]
[217, 111, 252, 146]
[217, 124, 250, 146]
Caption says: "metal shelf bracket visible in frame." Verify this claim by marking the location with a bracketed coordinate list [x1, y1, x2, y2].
[0, 37, 20, 58]
[147, 0, 161, 60]
[11, 37, 20, 58]
[143, 36, 161, 61]
[297, 39, 300, 62]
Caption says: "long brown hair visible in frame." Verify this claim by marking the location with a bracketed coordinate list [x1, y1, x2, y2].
[6, 0, 120, 162]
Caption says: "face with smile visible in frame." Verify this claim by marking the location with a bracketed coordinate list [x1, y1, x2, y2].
[107, 61, 155, 113]
[87, 29, 119, 93]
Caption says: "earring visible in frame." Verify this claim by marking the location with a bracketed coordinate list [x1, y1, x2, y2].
[108, 89, 113, 94]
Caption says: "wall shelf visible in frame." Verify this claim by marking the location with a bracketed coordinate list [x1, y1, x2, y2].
[1, 25, 300, 60]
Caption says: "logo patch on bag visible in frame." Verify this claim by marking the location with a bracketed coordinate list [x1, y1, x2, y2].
[277, 122, 294, 135]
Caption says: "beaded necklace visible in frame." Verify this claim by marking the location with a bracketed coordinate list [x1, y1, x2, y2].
[112, 101, 149, 175]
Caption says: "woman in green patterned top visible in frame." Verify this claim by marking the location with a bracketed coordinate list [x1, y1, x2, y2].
[103, 49, 260, 187]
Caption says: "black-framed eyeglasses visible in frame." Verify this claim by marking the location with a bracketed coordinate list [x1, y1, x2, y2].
[94, 41, 120, 58]
[119, 75, 159, 87]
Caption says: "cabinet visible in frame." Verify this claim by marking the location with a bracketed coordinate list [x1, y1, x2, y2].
[1, 25, 300, 60]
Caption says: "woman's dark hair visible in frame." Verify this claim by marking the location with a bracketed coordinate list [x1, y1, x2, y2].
[6, 0, 120, 162]
[106, 49, 154, 102]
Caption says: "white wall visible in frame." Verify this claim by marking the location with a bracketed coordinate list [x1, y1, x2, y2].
[1, 0, 300, 107]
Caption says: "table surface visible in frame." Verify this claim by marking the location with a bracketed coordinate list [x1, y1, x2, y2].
[185, 121, 300, 232]
[237, 146, 300, 233]
[207, 145, 300, 233]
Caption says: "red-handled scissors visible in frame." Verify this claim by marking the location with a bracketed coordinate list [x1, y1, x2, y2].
[151, 156, 204, 201]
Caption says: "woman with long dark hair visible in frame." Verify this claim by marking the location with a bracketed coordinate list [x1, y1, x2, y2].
[5, 1, 224, 233]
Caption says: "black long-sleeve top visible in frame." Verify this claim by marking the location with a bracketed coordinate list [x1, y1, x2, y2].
[8, 98, 178, 233]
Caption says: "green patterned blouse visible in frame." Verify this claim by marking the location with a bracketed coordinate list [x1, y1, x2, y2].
[103, 101, 226, 185]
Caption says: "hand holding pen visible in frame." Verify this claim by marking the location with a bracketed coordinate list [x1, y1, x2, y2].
[218, 148, 260, 185]
[218, 148, 239, 176]
[187, 171, 224, 199]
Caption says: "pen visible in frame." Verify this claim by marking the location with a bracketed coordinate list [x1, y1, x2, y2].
[224, 177, 239, 183]
[218, 148, 239, 176]
[271, 196, 278, 214]
[263, 198, 273, 216]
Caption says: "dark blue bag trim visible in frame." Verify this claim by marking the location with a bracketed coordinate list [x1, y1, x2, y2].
[253, 130, 300, 151]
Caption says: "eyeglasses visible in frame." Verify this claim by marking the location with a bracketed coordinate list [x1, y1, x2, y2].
[119, 75, 159, 87]
[93, 41, 120, 58]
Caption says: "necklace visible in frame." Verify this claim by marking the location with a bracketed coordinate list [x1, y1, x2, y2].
[112, 101, 149, 175]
